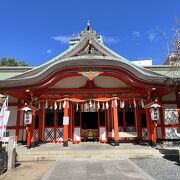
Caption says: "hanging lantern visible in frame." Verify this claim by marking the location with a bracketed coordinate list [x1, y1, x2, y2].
[106, 101, 109, 109]
[63, 101, 66, 109]
[76, 102, 79, 111]
[93, 101, 96, 109]
[59, 101, 62, 110]
[97, 101, 100, 109]
[54, 101, 57, 110]
[45, 100, 48, 109]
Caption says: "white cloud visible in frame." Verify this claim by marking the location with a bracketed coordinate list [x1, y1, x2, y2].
[46, 49, 52, 54]
[147, 31, 156, 42]
[132, 31, 141, 38]
[51, 35, 71, 44]
[102, 35, 119, 44]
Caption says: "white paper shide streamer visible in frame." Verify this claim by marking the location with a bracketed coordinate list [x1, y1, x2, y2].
[45, 100, 48, 109]
[141, 99, 144, 108]
[63, 101, 66, 109]
[54, 101, 57, 110]
[76, 102, 79, 111]
[106, 101, 109, 109]
[97, 101, 100, 110]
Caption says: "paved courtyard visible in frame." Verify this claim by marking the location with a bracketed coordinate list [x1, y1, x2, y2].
[41, 158, 154, 180]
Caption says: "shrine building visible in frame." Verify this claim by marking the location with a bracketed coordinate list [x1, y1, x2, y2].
[0, 23, 180, 147]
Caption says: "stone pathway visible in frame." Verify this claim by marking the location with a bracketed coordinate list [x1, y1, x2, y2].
[41, 158, 154, 180]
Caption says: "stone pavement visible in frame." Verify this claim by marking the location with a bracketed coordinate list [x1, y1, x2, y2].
[41, 158, 154, 180]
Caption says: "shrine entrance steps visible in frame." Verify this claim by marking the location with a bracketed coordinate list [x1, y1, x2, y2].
[16, 143, 163, 162]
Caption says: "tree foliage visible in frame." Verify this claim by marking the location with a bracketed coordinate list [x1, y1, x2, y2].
[0, 57, 28, 66]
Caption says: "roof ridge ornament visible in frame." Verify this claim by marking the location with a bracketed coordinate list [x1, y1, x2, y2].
[87, 20, 90, 31]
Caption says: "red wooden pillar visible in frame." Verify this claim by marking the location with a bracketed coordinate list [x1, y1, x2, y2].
[26, 125, 31, 148]
[146, 108, 156, 146]
[146, 108, 152, 144]
[30, 111, 36, 146]
[63, 101, 69, 147]
[151, 122, 157, 145]
[113, 99, 119, 145]
[38, 102, 45, 142]
[135, 106, 142, 140]
[27, 110, 35, 148]
[16, 99, 21, 141]
[105, 109, 108, 142]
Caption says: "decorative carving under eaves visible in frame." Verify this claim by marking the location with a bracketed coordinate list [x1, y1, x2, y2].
[76, 43, 105, 56]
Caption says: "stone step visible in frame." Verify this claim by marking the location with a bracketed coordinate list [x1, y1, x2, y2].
[16, 149, 163, 161]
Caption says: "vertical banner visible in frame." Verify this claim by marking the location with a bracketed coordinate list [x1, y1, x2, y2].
[0, 96, 9, 141]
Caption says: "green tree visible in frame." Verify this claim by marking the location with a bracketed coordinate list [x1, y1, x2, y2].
[7, 58, 17, 66]
[0, 57, 8, 66]
[18, 61, 28, 66]
[0, 57, 28, 66]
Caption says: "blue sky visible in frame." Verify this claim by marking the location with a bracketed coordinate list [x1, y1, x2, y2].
[0, 0, 180, 66]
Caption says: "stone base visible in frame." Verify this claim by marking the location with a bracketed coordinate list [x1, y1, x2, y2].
[63, 141, 68, 147]
[148, 140, 156, 147]
[114, 141, 119, 146]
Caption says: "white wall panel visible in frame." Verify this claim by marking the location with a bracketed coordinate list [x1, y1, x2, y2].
[162, 93, 176, 101]
[99, 127, 106, 141]
[74, 127, 81, 142]
[7, 106, 17, 126]
[8, 96, 18, 103]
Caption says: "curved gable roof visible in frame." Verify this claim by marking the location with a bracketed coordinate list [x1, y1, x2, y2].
[0, 26, 167, 89]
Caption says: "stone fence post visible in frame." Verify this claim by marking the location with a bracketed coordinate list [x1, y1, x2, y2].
[7, 136, 16, 171]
